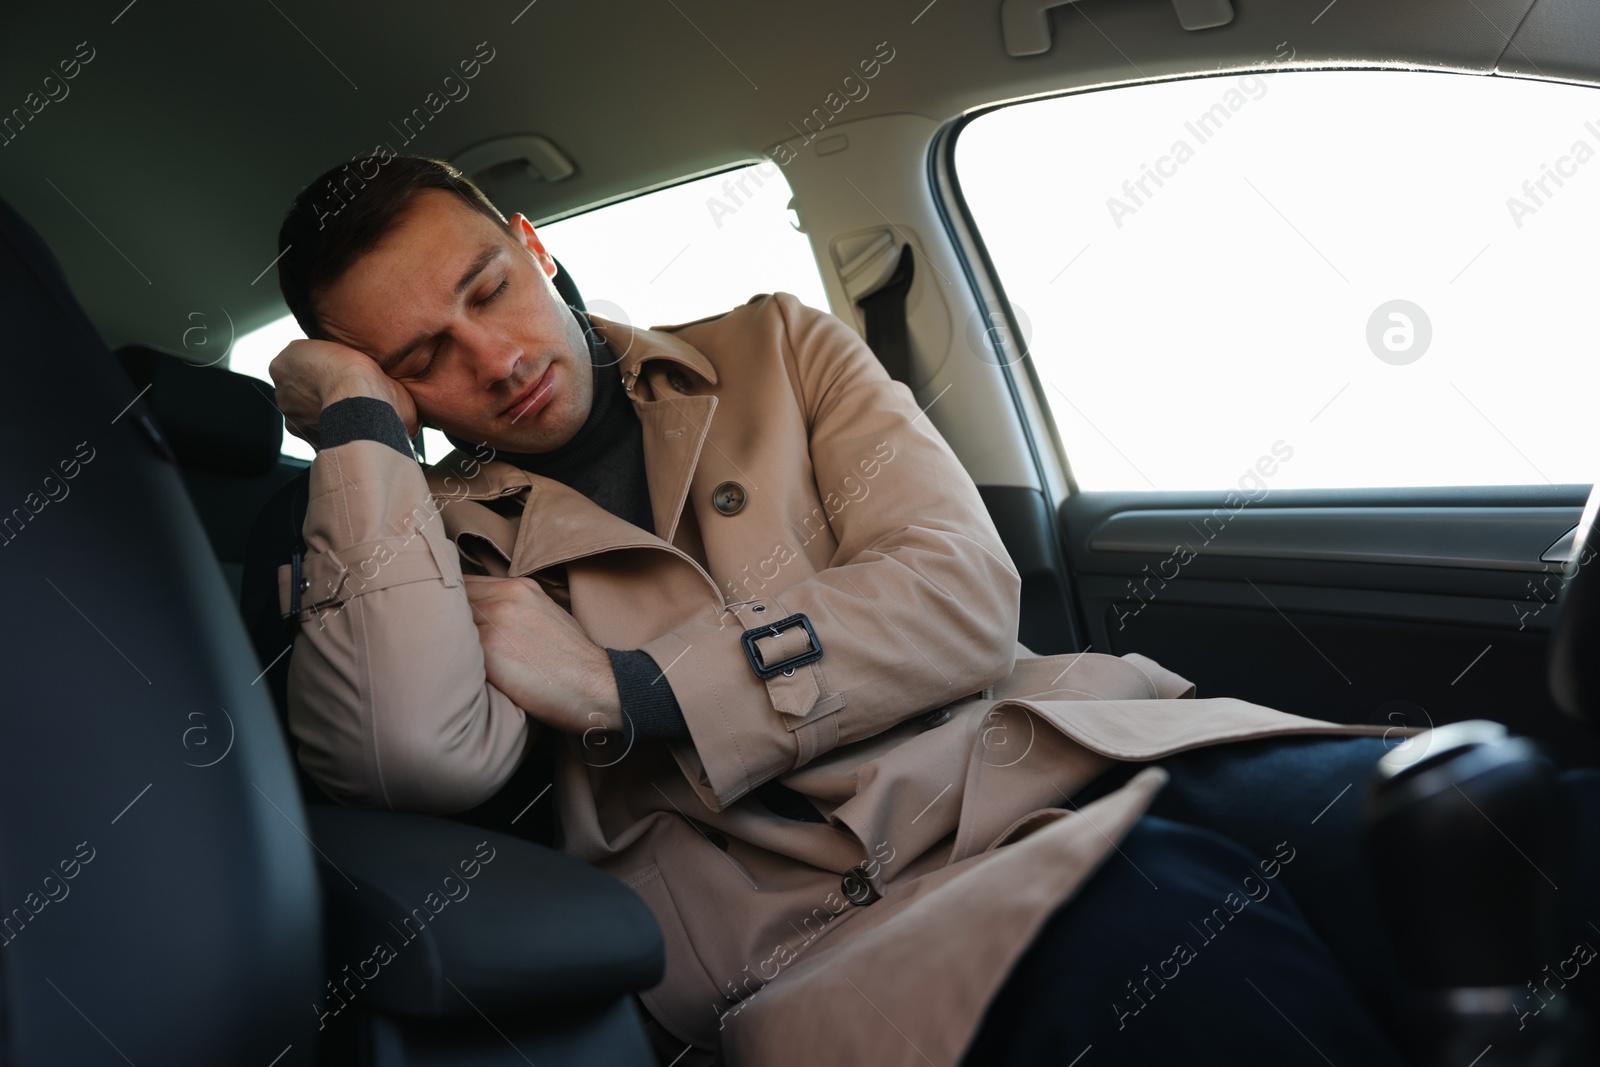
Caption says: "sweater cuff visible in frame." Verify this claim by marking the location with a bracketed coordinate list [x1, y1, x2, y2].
[319, 395, 414, 459]
[605, 648, 692, 741]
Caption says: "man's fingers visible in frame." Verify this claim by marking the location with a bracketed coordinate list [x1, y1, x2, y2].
[462, 575, 507, 601]
[462, 574, 518, 587]
[464, 575, 548, 611]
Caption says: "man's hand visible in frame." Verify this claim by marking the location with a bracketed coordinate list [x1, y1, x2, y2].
[268, 338, 421, 450]
[463, 575, 624, 735]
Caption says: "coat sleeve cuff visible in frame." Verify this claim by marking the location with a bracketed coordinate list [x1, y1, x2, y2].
[319, 395, 414, 459]
[605, 648, 692, 741]
[639, 599, 846, 812]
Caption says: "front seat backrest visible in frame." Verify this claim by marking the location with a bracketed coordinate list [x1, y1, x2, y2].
[0, 196, 323, 1065]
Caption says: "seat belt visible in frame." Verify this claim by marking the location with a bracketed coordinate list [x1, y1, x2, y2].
[855, 243, 916, 386]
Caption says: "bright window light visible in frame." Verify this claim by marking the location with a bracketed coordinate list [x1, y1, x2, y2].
[957, 69, 1600, 491]
[537, 161, 829, 330]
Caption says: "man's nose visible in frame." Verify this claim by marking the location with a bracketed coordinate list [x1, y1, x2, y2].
[460, 322, 523, 388]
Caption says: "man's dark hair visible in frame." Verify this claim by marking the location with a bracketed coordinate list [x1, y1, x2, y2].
[276, 154, 511, 339]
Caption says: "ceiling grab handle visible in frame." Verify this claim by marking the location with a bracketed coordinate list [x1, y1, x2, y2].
[1001, 0, 1233, 58]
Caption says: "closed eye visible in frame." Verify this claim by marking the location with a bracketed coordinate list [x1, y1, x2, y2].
[478, 277, 509, 307]
[408, 348, 439, 380]
[406, 277, 509, 380]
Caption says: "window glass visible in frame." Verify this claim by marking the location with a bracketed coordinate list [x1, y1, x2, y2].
[956, 70, 1600, 491]
[228, 314, 317, 461]
[231, 161, 828, 462]
[538, 161, 828, 330]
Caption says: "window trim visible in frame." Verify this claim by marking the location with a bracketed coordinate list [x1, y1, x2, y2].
[931, 113, 1077, 500]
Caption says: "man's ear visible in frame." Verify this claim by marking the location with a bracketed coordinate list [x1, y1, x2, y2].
[509, 213, 557, 281]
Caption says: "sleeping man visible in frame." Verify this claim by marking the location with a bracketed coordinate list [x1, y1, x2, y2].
[264, 154, 1599, 1066]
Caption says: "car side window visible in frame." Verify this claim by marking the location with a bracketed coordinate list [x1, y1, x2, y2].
[955, 70, 1600, 492]
[231, 161, 828, 462]
[538, 161, 829, 334]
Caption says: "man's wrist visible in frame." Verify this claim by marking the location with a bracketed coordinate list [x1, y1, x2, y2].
[318, 395, 414, 457]
[592, 650, 624, 733]
[605, 648, 691, 740]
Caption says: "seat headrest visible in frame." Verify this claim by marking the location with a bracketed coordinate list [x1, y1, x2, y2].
[116, 345, 284, 477]
[551, 255, 585, 313]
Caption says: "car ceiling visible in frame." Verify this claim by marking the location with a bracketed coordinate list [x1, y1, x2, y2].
[2, 0, 1594, 354]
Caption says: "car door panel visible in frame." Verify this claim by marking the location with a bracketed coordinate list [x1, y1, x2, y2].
[1059, 485, 1598, 765]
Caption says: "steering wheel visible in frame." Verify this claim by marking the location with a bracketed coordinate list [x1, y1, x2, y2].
[1548, 480, 1600, 722]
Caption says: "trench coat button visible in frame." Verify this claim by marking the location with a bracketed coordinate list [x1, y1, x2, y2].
[841, 865, 880, 906]
[918, 708, 952, 731]
[712, 481, 747, 516]
[666, 368, 693, 392]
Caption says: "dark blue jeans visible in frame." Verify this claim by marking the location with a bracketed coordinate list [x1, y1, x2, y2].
[962, 735, 1600, 1065]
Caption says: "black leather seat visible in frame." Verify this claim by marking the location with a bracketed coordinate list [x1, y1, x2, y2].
[0, 190, 661, 1066]
[0, 196, 324, 1063]
[113, 344, 304, 604]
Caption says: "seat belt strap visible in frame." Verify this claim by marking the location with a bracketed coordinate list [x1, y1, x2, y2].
[855, 243, 916, 385]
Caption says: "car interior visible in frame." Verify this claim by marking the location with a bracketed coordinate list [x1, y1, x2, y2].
[4, 0, 1599, 1063]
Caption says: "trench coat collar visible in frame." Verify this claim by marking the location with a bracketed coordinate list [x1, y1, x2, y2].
[584, 308, 720, 390]
[424, 311, 723, 574]
[582, 309, 721, 546]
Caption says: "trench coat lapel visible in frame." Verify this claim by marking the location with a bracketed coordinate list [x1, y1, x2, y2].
[589, 308, 722, 546]
[506, 479, 660, 575]
[425, 442, 690, 582]
[493, 390, 720, 577]
[585, 306, 721, 388]
[634, 394, 717, 546]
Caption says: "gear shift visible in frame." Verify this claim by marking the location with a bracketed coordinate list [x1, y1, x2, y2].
[1364, 720, 1585, 1066]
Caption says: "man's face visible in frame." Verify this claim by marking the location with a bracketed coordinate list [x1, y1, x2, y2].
[314, 188, 593, 454]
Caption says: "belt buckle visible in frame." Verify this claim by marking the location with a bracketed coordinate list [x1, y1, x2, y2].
[740, 613, 823, 680]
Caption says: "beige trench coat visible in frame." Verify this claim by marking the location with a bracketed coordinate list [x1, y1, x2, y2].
[278, 292, 1388, 1065]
